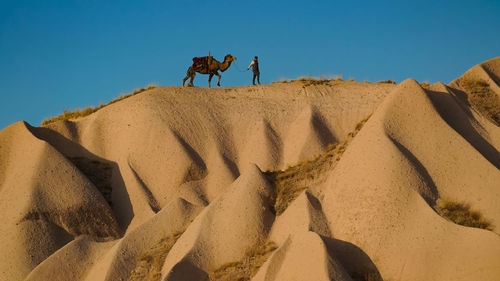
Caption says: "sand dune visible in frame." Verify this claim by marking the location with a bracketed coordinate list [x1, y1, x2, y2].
[1, 58, 500, 281]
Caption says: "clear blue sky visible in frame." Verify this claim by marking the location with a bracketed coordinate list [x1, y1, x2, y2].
[1, 0, 499, 130]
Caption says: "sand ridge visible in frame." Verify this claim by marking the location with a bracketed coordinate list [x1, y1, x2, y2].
[1, 58, 500, 280]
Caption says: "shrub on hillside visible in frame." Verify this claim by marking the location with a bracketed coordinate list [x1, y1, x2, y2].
[209, 241, 277, 281]
[437, 200, 492, 230]
[377, 80, 396, 84]
[42, 85, 156, 126]
[460, 78, 500, 125]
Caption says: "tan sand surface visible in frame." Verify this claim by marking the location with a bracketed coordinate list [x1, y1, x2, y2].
[1, 58, 499, 280]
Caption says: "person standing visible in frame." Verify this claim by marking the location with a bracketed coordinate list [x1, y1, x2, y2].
[247, 56, 260, 85]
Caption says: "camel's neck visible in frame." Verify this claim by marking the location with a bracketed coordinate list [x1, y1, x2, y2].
[219, 59, 233, 72]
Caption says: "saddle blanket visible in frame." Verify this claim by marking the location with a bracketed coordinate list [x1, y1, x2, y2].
[192, 56, 212, 68]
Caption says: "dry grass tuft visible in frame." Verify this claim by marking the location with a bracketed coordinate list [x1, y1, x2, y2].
[22, 207, 121, 239]
[266, 146, 336, 215]
[129, 232, 183, 281]
[419, 82, 431, 88]
[378, 80, 396, 84]
[295, 76, 331, 87]
[267, 114, 372, 215]
[436, 200, 492, 230]
[42, 85, 157, 126]
[460, 78, 500, 125]
[272, 79, 291, 84]
[209, 241, 277, 281]
[272, 75, 343, 86]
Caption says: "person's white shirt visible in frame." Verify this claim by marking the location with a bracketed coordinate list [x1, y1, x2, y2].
[247, 60, 255, 70]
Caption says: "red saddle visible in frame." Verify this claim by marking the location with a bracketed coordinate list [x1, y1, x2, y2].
[192, 56, 212, 68]
[193, 56, 207, 65]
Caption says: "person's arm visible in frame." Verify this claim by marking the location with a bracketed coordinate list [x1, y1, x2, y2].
[247, 60, 254, 70]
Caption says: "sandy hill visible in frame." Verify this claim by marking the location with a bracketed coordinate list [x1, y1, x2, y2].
[1, 58, 500, 281]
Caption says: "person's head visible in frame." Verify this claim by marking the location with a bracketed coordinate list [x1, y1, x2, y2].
[255, 56, 258, 61]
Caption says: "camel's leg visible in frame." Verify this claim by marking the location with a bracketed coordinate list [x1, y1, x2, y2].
[183, 66, 192, 86]
[189, 69, 195, 87]
[215, 71, 221, 87]
[208, 73, 214, 88]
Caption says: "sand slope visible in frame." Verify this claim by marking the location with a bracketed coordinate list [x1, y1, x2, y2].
[1, 58, 500, 281]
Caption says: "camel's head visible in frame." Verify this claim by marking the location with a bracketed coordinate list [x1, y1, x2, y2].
[224, 54, 237, 62]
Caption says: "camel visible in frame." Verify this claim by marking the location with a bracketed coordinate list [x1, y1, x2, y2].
[182, 54, 237, 87]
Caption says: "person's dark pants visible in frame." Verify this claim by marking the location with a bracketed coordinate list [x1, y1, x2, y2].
[253, 72, 260, 85]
